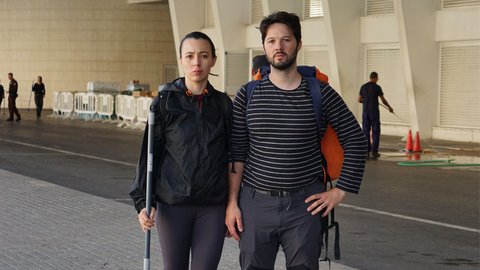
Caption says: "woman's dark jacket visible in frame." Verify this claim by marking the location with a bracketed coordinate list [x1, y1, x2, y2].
[32, 83, 45, 95]
[129, 78, 233, 213]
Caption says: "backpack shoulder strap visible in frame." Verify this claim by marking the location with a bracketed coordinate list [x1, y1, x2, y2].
[245, 80, 260, 132]
[307, 79, 341, 261]
[298, 66, 318, 78]
[305, 76, 331, 181]
[305, 77, 323, 134]
[246, 80, 259, 104]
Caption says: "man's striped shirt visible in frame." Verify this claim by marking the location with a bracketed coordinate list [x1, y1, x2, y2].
[231, 75, 367, 194]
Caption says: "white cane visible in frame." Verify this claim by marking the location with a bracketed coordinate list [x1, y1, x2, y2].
[144, 109, 155, 270]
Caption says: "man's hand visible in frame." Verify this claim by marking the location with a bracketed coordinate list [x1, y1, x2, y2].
[225, 203, 243, 242]
[305, 187, 347, 217]
[138, 207, 156, 232]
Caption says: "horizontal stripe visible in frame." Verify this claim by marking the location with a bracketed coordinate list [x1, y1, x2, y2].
[231, 75, 367, 192]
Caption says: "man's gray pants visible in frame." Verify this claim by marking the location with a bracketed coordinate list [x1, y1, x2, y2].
[238, 180, 325, 270]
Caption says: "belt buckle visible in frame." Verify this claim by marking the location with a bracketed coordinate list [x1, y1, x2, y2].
[270, 190, 283, 197]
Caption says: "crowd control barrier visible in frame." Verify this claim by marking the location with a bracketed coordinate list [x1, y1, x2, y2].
[51, 92, 152, 131]
[48, 91, 61, 118]
[117, 95, 137, 128]
[72, 92, 97, 121]
[111, 94, 124, 125]
[95, 94, 115, 123]
[127, 97, 152, 130]
[58, 92, 75, 119]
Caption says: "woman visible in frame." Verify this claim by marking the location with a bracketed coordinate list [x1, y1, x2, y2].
[129, 31, 232, 270]
[32, 76, 46, 118]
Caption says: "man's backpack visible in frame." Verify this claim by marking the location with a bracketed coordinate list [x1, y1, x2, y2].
[247, 65, 342, 262]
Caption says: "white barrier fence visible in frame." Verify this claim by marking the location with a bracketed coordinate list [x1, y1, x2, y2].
[49, 92, 152, 130]
[58, 92, 75, 119]
[117, 95, 136, 128]
[48, 91, 61, 118]
[130, 97, 153, 129]
[72, 92, 97, 121]
[95, 94, 115, 123]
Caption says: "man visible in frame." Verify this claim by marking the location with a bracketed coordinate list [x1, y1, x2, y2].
[0, 79, 4, 111]
[358, 72, 393, 158]
[251, 54, 269, 77]
[7, 73, 21, 122]
[226, 11, 367, 270]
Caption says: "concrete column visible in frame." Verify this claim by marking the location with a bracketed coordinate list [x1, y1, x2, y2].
[323, 0, 364, 117]
[394, 0, 441, 139]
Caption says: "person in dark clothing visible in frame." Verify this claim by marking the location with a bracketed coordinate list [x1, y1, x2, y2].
[358, 71, 394, 158]
[6, 73, 21, 122]
[226, 11, 367, 270]
[0, 80, 4, 112]
[129, 31, 233, 270]
[251, 54, 269, 76]
[32, 76, 46, 118]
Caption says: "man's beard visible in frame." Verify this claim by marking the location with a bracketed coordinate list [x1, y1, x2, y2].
[267, 49, 298, 71]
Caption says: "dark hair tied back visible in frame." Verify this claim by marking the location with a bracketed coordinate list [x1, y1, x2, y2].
[179, 31, 216, 58]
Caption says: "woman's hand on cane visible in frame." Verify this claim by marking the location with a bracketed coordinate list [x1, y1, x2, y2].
[138, 207, 156, 232]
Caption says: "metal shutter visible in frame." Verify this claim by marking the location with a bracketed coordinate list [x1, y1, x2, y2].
[252, 50, 264, 60]
[164, 65, 178, 84]
[443, 0, 480, 8]
[251, 0, 263, 25]
[303, 48, 331, 80]
[205, 0, 215, 28]
[226, 52, 249, 96]
[365, 46, 410, 126]
[366, 0, 395, 16]
[304, 0, 324, 19]
[439, 42, 480, 128]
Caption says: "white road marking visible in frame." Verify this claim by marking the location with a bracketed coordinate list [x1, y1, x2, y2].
[340, 203, 480, 233]
[0, 138, 136, 167]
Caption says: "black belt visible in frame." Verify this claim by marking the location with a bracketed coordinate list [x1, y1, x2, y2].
[250, 187, 302, 197]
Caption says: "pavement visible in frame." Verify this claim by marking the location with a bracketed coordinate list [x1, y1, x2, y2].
[0, 170, 358, 270]
[0, 110, 368, 270]
[0, 110, 480, 270]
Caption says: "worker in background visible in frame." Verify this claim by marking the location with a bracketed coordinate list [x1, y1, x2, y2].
[358, 71, 394, 158]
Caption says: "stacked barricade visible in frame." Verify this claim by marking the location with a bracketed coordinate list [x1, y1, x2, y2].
[87, 81, 121, 93]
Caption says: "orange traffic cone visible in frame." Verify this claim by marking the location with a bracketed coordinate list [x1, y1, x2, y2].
[404, 130, 413, 152]
[412, 131, 422, 153]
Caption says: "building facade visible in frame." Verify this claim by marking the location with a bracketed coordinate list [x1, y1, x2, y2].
[1, 0, 479, 142]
